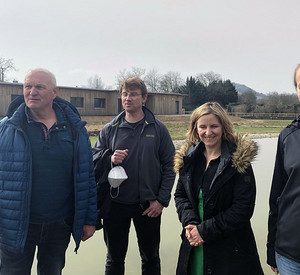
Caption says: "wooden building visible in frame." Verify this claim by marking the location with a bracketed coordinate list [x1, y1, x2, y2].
[0, 82, 183, 117]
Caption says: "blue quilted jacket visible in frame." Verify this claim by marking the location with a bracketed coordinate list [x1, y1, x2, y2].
[0, 96, 97, 253]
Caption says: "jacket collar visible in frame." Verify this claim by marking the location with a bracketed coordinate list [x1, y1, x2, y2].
[110, 106, 156, 128]
[5, 96, 86, 131]
[24, 102, 68, 126]
[287, 115, 300, 129]
[174, 133, 258, 174]
[180, 140, 233, 172]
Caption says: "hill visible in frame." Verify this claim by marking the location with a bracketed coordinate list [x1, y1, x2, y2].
[232, 82, 266, 99]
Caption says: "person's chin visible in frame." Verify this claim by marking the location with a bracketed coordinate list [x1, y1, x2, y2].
[203, 138, 217, 145]
[203, 137, 216, 143]
[205, 142, 216, 147]
[124, 106, 134, 112]
[26, 102, 42, 110]
[205, 140, 222, 148]
[27, 103, 40, 108]
[27, 99, 40, 104]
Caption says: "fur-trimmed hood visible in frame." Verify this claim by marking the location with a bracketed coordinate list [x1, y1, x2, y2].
[174, 133, 258, 174]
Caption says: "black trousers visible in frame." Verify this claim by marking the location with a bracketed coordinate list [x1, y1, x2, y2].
[103, 202, 161, 275]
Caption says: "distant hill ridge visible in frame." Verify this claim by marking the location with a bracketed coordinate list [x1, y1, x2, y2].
[232, 82, 266, 99]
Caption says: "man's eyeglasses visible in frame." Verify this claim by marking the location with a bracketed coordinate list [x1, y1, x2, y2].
[121, 92, 142, 98]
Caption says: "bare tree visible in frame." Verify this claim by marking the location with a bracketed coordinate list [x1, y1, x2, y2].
[115, 67, 146, 87]
[257, 92, 298, 113]
[239, 90, 257, 112]
[144, 68, 161, 93]
[87, 75, 105, 89]
[131, 67, 146, 78]
[195, 71, 222, 87]
[0, 57, 16, 82]
[159, 71, 183, 93]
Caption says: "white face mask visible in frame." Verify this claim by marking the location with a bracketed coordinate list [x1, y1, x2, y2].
[108, 166, 128, 188]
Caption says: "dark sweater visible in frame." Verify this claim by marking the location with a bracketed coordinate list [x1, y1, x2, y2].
[25, 103, 74, 223]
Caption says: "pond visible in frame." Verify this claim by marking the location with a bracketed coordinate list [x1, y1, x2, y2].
[32, 138, 278, 275]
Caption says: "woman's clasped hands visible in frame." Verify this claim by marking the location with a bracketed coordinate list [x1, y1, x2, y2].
[185, 224, 205, 247]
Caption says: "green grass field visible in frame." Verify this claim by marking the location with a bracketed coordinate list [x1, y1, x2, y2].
[232, 119, 288, 134]
[0, 115, 288, 144]
[89, 118, 290, 145]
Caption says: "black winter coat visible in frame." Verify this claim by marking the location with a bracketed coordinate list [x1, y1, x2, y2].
[174, 135, 263, 275]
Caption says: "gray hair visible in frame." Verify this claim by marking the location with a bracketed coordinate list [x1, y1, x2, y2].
[25, 68, 57, 89]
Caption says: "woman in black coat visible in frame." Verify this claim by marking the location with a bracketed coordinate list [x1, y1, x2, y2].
[174, 102, 263, 275]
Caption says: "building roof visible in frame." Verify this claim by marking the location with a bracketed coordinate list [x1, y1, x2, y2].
[0, 82, 183, 96]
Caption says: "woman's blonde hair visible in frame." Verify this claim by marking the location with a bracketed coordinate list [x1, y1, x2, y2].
[187, 102, 235, 143]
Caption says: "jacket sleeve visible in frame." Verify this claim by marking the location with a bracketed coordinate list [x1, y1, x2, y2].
[156, 122, 176, 207]
[91, 125, 114, 223]
[92, 125, 113, 184]
[174, 174, 200, 227]
[82, 129, 98, 226]
[267, 134, 288, 267]
[198, 165, 256, 242]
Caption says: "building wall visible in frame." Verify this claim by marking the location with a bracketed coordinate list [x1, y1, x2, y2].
[151, 93, 183, 115]
[58, 87, 118, 116]
[0, 83, 23, 116]
[110, 93, 183, 115]
[0, 83, 183, 116]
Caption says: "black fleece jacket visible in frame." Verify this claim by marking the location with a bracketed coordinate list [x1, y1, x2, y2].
[267, 116, 300, 267]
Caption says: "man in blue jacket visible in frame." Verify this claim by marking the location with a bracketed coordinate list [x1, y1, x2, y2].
[0, 68, 97, 274]
[93, 77, 175, 275]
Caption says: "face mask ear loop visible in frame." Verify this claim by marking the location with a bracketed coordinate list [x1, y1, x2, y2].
[110, 186, 119, 198]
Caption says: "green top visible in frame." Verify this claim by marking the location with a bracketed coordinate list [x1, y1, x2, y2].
[189, 188, 204, 275]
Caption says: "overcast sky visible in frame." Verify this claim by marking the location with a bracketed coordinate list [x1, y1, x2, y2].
[1, 0, 299, 94]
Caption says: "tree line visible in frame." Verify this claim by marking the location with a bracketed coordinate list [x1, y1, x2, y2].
[1, 58, 298, 114]
[239, 91, 299, 114]
[112, 67, 299, 114]
[114, 68, 238, 111]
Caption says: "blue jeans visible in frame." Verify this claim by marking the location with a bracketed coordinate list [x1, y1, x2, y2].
[0, 221, 72, 275]
[103, 202, 161, 275]
[276, 252, 300, 275]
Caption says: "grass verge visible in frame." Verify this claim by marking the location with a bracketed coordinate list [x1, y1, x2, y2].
[88, 116, 291, 145]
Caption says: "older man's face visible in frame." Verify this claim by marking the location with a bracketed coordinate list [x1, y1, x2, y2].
[23, 71, 57, 112]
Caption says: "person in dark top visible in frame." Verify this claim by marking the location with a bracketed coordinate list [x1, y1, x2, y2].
[0, 68, 97, 275]
[267, 63, 300, 275]
[92, 77, 175, 275]
[174, 102, 263, 275]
